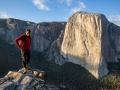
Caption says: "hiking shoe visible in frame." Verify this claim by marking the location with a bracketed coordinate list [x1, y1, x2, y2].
[26, 66, 31, 70]
[23, 69, 27, 74]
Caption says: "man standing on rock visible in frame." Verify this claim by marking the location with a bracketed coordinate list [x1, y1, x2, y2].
[14, 29, 31, 73]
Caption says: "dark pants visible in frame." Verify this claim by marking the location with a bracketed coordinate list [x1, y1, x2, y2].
[21, 50, 30, 68]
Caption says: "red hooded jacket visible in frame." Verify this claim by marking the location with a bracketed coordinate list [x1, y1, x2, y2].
[14, 34, 31, 51]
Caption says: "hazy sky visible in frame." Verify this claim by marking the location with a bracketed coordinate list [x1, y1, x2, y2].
[0, 0, 120, 26]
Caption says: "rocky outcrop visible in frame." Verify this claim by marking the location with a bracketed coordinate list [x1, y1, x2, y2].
[0, 19, 66, 52]
[47, 11, 120, 78]
[0, 68, 68, 90]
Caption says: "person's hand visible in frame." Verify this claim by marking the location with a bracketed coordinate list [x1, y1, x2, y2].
[19, 46, 23, 50]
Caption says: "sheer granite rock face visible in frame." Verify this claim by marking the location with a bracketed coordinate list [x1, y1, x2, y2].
[60, 11, 120, 78]
[0, 69, 68, 90]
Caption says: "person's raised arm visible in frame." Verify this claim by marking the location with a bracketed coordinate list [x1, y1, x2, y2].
[14, 35, 24, 49]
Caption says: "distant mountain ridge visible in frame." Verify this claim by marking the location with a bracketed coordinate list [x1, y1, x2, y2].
[0, 18, 66, 52]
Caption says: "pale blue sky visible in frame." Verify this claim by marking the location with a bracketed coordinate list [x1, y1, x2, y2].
[0, 0, 120, 26]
